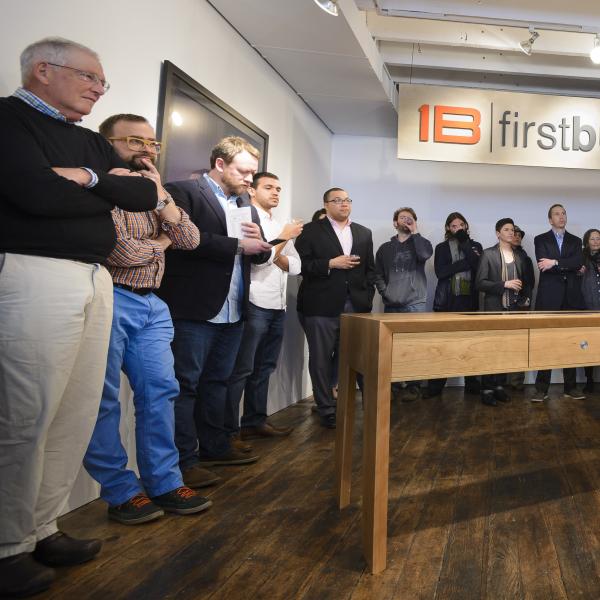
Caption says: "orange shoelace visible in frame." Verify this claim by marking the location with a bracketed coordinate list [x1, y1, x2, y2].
[176, 487, 197, 500]
[129, 494, 152, 508]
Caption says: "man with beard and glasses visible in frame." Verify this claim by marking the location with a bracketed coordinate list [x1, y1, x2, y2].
[374, 207, 433, 402]
[157, 137, 272, 475]
[82, 114, 213, 526]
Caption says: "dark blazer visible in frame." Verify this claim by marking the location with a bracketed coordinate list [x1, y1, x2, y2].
[157, 177, 269, 321]
[295, 218, 375, 317]
[433, 237, 482, 312]
[476, 245, 528, 311]
[534, 230, 584, 310]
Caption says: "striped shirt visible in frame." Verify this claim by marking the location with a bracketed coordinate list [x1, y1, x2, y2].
[107, 206, 199, 289]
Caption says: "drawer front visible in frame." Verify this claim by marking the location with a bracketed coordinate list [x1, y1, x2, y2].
[529, 327, 600, 369]
[391, 329, 528, 380]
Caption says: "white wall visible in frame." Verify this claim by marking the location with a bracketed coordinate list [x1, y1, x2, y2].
[332, 134, 600, 383]
[1, 0, 331, 509]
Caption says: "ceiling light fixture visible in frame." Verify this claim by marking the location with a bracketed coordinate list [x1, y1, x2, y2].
[519, 28, 539, 56]
[313, 0, 338, 17]
[590, 34, 600, 64]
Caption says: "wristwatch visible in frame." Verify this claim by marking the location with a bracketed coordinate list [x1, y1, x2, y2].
[156, 192, 173, 211]
[236, 240, 243, 255]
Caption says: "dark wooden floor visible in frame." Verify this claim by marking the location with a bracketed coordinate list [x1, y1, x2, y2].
[43, 384, 600, 599]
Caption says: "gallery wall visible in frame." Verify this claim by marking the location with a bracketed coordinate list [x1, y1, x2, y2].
[0, 0, 331, 509]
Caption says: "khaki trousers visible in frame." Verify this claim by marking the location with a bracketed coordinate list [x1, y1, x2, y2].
[0, 254, 113, 558]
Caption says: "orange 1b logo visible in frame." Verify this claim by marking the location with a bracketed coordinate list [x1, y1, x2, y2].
[418, 105, 481, 144]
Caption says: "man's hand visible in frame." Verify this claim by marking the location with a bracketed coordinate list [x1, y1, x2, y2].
[239, 237, 272, 255]
[278, 221, 303, 240]
[241, 222, 262, 240]
[329, 255, 360, 270]
[52, 167, 92, 186]
[538, 258, 557, 272]
[504, 279, 522, 291]
[156, 232, 172, 251]
[108, 167, 140, 177]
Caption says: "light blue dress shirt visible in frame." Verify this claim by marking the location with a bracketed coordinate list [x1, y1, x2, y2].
[204, 174, 244, 323]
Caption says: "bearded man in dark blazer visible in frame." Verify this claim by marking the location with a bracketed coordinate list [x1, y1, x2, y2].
[532, 203, 585, 402]
[295, 187, 375, 428]
[157, 137, 272, 483]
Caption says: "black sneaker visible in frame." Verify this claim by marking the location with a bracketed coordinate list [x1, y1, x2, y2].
[320, 414, 336, 429]
[108, 493, 164, 525]
[151, 486, 212, 515]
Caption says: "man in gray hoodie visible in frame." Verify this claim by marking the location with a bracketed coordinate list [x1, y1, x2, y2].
[375, 207, 433, 401]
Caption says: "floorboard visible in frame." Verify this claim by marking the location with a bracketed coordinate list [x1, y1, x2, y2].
[39, 386, 600, 599]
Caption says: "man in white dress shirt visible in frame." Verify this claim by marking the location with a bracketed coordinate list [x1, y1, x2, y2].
[225, 172, 302, 440]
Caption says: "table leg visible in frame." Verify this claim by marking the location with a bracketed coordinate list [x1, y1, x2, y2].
[335, 359, 357, 509]
[362, 326, 392, 574]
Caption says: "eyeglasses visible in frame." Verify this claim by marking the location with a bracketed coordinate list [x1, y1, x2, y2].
[108, 136, 162, 154]
[326, 197, 352, 204]
[46, 62, 110, 92]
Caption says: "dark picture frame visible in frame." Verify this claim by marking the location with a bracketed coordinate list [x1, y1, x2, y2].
[156, 60, 269, 182]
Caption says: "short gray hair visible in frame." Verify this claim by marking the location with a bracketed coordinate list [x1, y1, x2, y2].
[20, 37, 100, 84]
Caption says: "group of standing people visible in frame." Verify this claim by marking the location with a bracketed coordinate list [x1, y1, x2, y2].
[2, 34, 600, 600]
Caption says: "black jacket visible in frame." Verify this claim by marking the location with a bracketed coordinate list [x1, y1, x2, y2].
[534, 230, 584, 310]
[432, 237, 482, 312]
[157, 177, 269, 321]
[295, 218, 375, 317]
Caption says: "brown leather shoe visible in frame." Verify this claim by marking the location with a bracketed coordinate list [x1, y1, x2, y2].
[197, 448, 259, 467]
[240, 422, 293, 439]
[181, 464, 222, 489]
[231, 437, 253, 453]
[33, 531, 102, 567]
[0, 553, 54, 597]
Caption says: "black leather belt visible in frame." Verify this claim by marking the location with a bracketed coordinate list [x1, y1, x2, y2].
[114, 283, 154, 296]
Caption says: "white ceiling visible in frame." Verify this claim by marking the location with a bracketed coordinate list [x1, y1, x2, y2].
[207, 0, 600, 137]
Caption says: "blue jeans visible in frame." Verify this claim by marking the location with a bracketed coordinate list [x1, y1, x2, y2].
[226, 303, 286, 431]
[171, 319, 244, 466]
[83, 289, 182, 506]
[385, 303, 426, 389]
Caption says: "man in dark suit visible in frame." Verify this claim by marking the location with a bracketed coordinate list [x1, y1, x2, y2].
[295, 187, 375, 428]
[532, 203, 585, 402]
[157, 137, 272, 482]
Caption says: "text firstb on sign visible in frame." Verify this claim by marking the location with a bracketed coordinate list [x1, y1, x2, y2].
[397, 83, 600, 170]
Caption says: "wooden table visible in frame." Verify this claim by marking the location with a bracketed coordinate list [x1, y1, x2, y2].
[334, 311, 600, 574]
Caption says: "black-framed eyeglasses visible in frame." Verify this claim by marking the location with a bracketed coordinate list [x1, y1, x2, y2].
[109, 136, 162, 154]
[46, 62, 110, 92]
[326, 197, 352, 204]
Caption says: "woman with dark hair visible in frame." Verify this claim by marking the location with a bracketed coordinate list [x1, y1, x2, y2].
[581, 228, 600, 391]
[425, 212, 483, 398]
[476, 218, 528, 406]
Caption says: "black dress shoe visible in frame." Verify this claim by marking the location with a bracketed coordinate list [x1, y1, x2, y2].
[33, 532, 102, 567]
[320, 414, 336, 429]
[493, 386, 510, 403]
[481, 390, 498, 406]
[0, 553, 54, 597]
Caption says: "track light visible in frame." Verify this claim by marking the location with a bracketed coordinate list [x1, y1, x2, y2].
[519, 29, 539, 55]
[591, 35, 600, 64]
[313, 0, 338, 16]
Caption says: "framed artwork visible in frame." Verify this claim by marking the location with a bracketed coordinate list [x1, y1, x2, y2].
[156, 60, 269, 182]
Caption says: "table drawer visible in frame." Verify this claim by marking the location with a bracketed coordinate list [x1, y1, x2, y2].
[529, 327, 600, 369]
[391, 329, 528, 380]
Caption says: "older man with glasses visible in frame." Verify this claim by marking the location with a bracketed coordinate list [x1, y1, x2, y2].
[295, 187, 376, 428]
[0, 39, 158, 597]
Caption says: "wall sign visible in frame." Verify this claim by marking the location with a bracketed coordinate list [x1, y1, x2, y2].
[397, 83, 600, 170]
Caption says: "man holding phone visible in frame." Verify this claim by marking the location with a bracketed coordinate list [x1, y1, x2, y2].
[374, 207, 433, 402]
[295, 187, 375, 428]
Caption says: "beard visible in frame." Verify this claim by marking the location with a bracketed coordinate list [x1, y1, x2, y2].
[221, 170, 249, 197]
[127, 153, 156, 171]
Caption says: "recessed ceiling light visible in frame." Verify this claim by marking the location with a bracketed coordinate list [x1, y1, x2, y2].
[313, 0, 338, 17]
